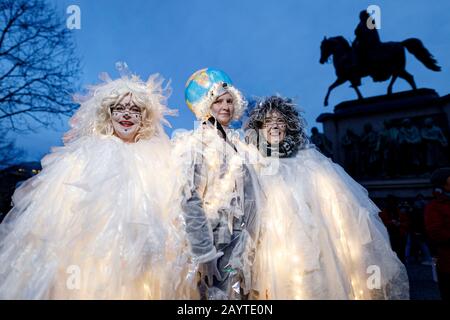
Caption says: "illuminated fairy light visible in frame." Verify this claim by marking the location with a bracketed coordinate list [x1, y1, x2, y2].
[275, 249, 284, 260]
[143, 283, 151, 297]
[293, 270, 304, 299]
[274, 219, 284, 235]
[201, 139, 244, 221]
[326, 194, 363, 298]
[331, 202, 366, 300]
[255, 165, 377, 300]
[293, 274, 303, 284]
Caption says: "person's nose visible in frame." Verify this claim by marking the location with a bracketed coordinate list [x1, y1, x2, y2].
[123, 113, 131, 120]
[221, 101, 230, 111]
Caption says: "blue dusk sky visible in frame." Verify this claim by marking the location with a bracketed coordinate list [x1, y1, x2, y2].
[11, 0, 450, 162]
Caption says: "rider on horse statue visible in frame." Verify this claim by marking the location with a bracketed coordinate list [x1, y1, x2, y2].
[320, 9, 441, 106]
[352, 10, 381, 74]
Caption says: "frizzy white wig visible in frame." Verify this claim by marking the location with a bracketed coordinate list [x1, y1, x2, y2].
[245, 95, 310, 157]
[64, 72, 175, 143]
[191, 82, 247, 121]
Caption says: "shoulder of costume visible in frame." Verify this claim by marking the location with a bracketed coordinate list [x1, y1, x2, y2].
[173, 124, 219, 145]
[170, 126, 212, 161]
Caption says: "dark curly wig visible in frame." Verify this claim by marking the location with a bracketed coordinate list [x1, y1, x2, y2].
[244, 95, 309, 158]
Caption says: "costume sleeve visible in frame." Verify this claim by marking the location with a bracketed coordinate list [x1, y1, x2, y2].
[180, 150, 218, 263]
[242, 165, 260, 243]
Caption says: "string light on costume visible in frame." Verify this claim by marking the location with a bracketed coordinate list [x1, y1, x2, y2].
[315, 170, 369, 300]
[143, 283, 151, 296]
[293, 272, 304, 300]
[202, 137, 245, 221]
[293, 274, 303, 284]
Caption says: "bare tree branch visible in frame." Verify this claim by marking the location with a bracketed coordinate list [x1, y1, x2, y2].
[0, 2, 27, 49]
[0, 0, 81, 132]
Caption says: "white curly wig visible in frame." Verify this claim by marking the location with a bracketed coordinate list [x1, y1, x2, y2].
[64, 69, 175, 144]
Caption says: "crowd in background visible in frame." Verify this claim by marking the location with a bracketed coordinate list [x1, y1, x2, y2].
[378, 168, 450, 300]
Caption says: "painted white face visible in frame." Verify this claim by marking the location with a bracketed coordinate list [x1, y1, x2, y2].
[210, 92, 234, 127]
[262, 111, 287, 145]
[110, 94, 142, 143]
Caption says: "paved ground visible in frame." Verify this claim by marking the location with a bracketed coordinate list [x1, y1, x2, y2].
[406, 261, 441, 300]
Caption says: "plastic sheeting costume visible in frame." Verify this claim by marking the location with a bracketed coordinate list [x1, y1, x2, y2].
[0, 67, 177, 299]
[245, 96, 410, 300]
[171, 69, 263, 300]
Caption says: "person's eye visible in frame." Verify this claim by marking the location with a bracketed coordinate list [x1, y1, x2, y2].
[131, 107, 140, 113]
[227, 99, 233, 104]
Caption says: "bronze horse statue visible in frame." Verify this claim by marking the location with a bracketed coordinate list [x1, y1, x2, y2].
[319, 36, 441, 106]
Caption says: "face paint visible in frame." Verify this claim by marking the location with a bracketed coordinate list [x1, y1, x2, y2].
[210, 92, 234, 127]
[110, 94, 142, 143]
[262, 111, 287, 145]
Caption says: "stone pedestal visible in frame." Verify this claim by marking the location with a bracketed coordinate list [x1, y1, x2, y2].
[316, 88, 450, 201]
